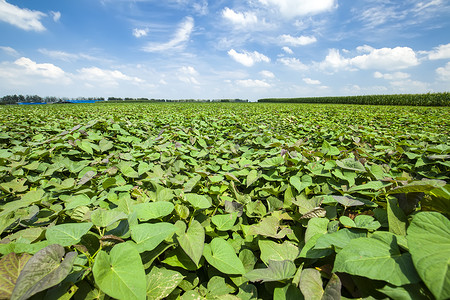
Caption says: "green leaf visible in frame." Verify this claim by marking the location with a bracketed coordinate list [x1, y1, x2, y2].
[93, 242, 146, 300]
[332, 195, 365, 207]
[333, 236, 421, 286]
[407, 212, 450, 300]
[273, 284, 303, 300]
[131, 223, 176, 253]
[258, 240, 299, 265]
[176, 220, 205, 266]
[323, 273, 342, 300]
[45, 222, 93, 247]
[0, 253, 32, 299]
[339, 215, 381, 231]
[211, 213, 238, 231]
[133, 202, 174, 221]
[184, 175, 201, 192]
[11, 244, 76, 300]
[117, 161, 139, 178]
[299, 268, 323, 300]
[259, 156, 284, 168]
[91, 209, 128, 228]
[185, 193, 212, 210]
[246, 170, 259, 187]
[314, 228, 367, 251]
[289, 175, 312, 193]
[245, 260, 296, 283]
[0, 190, 45, 217]
[388, 179, 446, 194]
[304, 218, 329, 243]
[336, 158, 366, 172]
[207, 276, 235, 296]
[146, 267, 184, 300]
[247, 215, 292, 239]
[387, 198, 407, 235]
[348, 180, 390, 192]
[203, 238, 245, 275]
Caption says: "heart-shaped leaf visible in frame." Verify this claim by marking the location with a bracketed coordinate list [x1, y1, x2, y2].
[45, 222, 93, 247]
[131, 223, 176, 253]
[93, 242, 146, 300]
[176, 220, 205, 266]
[407, 212, 450, 300]
[11, 244, 76, 300]
[203, 238, 245, 275]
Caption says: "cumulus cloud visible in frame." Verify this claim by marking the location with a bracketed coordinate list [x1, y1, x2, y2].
[260, 70, 275, 78]
[319, 49, 349, 70]
[222, 7, 258, 27]
[280, 34, 317, 46]
[228, 49, 270, 67]
[0, 0, 47, 31]
[178, 66, 200, 84]
[282, 46, 293, 54]
[236, 79, 270, 88]
[0, 46, 18, 56]
[278, 57, 309, 71]
[133, 28, 149, 38]
[427, 43, 450, 60]
[373, 71, 410, 80]
[15, 57, 66, 79]
[143, 17, 194, 52]
[320, 46, 419, 71]
[77, 67, 144, 86]
[258, 0, 337, 18]
[303, 78, 321, 85]
[436, 62, 450, 81]
[51, 11, 61, 22]
[351, 47, 419, 70]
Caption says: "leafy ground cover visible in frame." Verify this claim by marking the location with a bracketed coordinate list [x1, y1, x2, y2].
[0, 102, 449, 299]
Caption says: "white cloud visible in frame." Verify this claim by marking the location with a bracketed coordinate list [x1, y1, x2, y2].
[260, 70, 275, 78]
[278, 57, 309, 71]
[228, 49, 270, 67]
[178, 66, 200, 84]
[303, 78, 321, 85]
[351, 47, 419, 70]
[38, 49, 106, 63]
[222, 7, 258, 27]
[193, 0, 208, 15]
[51, 11, 61, 22]
[258, 0, 337, 18]
[133, 28, 149, 38]
[427, 43, 450, 60]
[320, 46, 419, 71]
[0, 0, 46, 31]
[436, 62, 450, 81]
[77, 67, 144, 87]
[390, 79, 429, 92]
[0, 46, 18, 56]
[236, 79, 270, 88]
[373, 71, 410, 80]
[14, 57, 66, 79]
[319, 49, 349, 70]
[282, 46, 293, 54]
[280, 34, 317, 46]
[143, 17, 194, 52]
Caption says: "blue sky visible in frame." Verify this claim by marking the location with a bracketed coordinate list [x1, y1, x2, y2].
[0, 0, 449, 101]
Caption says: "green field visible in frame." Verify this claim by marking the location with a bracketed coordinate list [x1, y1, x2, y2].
[1, 102, 449, 299]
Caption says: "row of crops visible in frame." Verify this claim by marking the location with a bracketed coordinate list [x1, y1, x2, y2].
[0, 102, 449, 299]
[258, 92, 450, 106]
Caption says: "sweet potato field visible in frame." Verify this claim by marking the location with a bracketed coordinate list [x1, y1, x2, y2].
[0, 102, 449, 299]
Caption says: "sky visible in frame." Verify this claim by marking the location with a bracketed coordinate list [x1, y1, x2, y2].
[0, 0, 449, 101]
